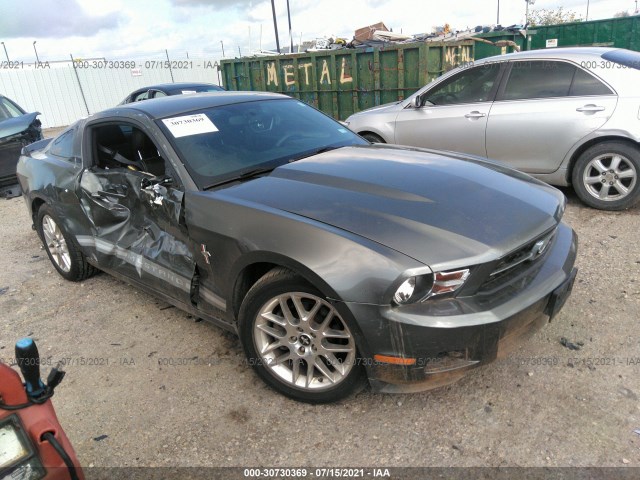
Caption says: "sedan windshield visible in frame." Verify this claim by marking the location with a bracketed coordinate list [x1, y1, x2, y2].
[157, 99, 367, 189]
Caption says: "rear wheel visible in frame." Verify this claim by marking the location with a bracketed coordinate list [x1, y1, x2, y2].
[37, 205, 98, 281]
[572, 142, 640, 210]
[238, 268, 366, 403]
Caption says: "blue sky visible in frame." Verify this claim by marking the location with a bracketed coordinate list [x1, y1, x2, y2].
[0, 0, 636, 62]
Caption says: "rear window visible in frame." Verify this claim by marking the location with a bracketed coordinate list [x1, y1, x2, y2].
[601, 50, 640, 70]
[570, 68, 613, 96]
[167, 86, 224, 94]
[48, 127, 76, 159]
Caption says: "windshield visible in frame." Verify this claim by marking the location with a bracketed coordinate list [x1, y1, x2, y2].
[157, 98, 367, 189]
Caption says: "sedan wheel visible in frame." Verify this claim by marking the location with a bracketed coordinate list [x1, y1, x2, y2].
[239, 268, 366, 403]
[361, 132, 385, 144]
[573, 142, 640, 210]
[583, 154, 636, 201]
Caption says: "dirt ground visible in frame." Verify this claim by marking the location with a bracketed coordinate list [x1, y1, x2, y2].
[1, 132, 639, 470]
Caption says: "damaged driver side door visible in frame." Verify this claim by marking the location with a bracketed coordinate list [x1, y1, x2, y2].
[76, 121, 196, 306]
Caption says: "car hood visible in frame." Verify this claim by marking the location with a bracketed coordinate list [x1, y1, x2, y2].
[346, 101, 401, 120]
[217, 145, 563, 269]
[0, 112, 40, 141]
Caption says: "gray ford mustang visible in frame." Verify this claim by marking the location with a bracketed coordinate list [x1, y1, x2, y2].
[17, 92, 577, 403]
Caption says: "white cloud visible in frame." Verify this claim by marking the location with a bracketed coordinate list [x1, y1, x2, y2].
[0, 0, 633, 63]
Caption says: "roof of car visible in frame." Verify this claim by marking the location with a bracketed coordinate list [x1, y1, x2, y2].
[141, 82, 221, 90]
[477, 46, 619, 63]
[104, 91, 289, 119]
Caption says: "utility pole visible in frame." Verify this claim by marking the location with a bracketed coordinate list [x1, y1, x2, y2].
[524, 0, 535, 50]
[220, 40, 225, 58]
[586, 0, 590, 20]
[270, 0, 281, 53]
[497, 0, 500, 25]
[286, 0, 294, 53]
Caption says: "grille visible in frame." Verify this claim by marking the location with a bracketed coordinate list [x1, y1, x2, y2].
[478, 227, 556, 295]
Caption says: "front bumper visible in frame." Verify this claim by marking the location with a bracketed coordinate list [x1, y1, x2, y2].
[346, 223, 578, 393]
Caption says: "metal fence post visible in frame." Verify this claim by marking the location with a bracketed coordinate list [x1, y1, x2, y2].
[165, 49, 174, 82]
[69, 54, 90, 116]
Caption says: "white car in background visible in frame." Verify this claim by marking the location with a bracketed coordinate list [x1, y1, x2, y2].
[345, 47, 640, 210]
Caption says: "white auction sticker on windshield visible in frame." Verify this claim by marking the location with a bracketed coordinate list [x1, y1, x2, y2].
[162, 114, 218, 138]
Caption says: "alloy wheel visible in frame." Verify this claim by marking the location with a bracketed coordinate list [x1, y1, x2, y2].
[253, 292, 356, 391]
[583, 153, 637, 202]
[42, 215, 71, 273]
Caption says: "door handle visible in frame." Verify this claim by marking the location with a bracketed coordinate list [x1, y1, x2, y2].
[576, 105, 605, 113]
[465, 111, 486, 119]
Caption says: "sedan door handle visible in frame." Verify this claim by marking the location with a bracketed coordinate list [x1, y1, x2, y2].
[576, 105, 605, 113]
[464, 111, 486, 119]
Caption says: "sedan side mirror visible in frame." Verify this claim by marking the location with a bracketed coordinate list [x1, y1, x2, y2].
[413, 96, 423, 108]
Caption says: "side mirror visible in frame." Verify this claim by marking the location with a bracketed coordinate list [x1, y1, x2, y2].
[413, 96, 423, 108]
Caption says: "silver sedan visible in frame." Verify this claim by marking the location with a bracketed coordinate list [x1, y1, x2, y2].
[345, 47, 640, 211]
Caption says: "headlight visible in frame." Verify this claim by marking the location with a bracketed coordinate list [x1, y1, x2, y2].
[0, 415, 45, 480]
[392, 274, 434, 305]
[393, 277, 416, 304]
[392, 268, 471, 305]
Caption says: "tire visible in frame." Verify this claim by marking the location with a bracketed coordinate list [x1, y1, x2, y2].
[361, 132, 385, 144]
[238, 267, 366, 403]
[572, 142, 640, 211]
[37, 204, 98, 282]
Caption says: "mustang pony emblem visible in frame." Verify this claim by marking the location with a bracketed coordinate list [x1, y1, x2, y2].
[200, 244, 211, 264]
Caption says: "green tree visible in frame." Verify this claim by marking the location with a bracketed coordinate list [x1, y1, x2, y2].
[613, 11, 630, 18]
[527, 7, 582, 26]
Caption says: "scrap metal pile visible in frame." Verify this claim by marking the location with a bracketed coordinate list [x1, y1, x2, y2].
[251, 21, 526, 56]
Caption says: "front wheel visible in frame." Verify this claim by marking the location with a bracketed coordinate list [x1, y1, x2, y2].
[238, 268, 366, 403]
[360, 132, 385, 144]
[572, 142, 640, 210]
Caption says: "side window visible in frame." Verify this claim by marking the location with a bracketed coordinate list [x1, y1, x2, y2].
[502, 61, 576, 100]
[424, 63, 501, 106]
[134, 91, 150, 102]
[570, 68, 613, 96]
[152, 90, 167, 99]
[93, 123, 169, 179]
[49, 128, 76, 159]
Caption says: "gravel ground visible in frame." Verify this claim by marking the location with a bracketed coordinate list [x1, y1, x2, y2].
[1, 138, 639, 469]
